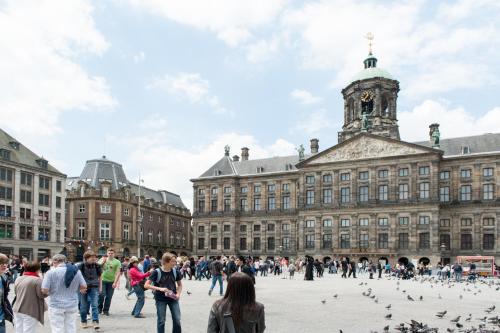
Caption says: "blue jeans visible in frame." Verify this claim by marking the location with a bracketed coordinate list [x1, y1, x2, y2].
[98, 281, 115, 313]
[80, 287, 99, 322]
[455, 272, 462, 282]
[0, 320, 5, 333]
[209, 275, 223, 295]
[132, 285, 145, 316]
[156, 299, 181, 333]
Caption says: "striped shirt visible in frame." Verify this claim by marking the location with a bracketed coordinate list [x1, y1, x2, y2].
[42, 263, 86, 309]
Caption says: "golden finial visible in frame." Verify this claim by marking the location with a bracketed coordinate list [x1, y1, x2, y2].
[365, 32, 374, 55]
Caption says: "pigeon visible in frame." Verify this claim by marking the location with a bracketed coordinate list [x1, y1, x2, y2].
[383, 325, 389, 332]
[186, 291, 192, 295]
[419, 295, 423, 301]
[386, 304, 391, 310]
[370, 295, 376, 299]
[446, 329, 454, 333]
[450, 316, 461, 323]
[485, 305, 496, 313]
[385, 314, 392, 319]
[436, 311, 447, 318]
[374, 298, 378, 303]
[402, 290, 406, 293]
[456, 323, 463, 328]
[333, 294, 338, 299]
[321, 299, 326, 304]
[438, 294, 442, 299]
[459, 295, 463, 299]
[407, 295, 414, 301]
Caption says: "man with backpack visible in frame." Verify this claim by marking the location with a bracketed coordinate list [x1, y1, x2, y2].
[77, 250, 102, 329]
[208, 256, 224, 296]
[145, 252, 183, 333]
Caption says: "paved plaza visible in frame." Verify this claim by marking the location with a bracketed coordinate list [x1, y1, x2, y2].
[31, 272, 500, 333]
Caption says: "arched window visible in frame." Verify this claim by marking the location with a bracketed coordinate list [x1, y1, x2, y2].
[381, 96, 389, 116]
[347, 98, 355, 122]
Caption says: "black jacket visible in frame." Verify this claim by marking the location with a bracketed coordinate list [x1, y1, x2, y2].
[1, 274, 13, 324]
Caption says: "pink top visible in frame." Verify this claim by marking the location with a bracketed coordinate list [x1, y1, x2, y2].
[129, 266, 151, 286]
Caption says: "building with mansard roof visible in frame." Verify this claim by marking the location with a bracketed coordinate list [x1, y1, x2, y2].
[191, 49, 500, 267]
[65, 156, 191, 261]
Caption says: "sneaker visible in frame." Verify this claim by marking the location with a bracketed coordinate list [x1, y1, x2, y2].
[208, 289, 212, 296]
[134, 314, 146, 318]
[93, 321, 100, 329]
[103, 312, 110, 316]
[81, 322, 89, 329]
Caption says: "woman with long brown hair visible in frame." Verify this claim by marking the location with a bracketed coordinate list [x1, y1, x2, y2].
[207, 272, 265, 333]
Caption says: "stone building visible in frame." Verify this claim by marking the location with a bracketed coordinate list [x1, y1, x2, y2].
[0, 128, 66, 259]
[65, 157, 191, 261]
[191, 50, 500, 266]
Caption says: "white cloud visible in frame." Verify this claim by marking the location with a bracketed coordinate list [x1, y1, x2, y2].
[290, 89, 322, 105]
[399, 100, 500, 142]
[133, 51, 145, 63]
[246, 36, 280, 63]
[292, 109, 333, 135]
[0, 0, 116, 140]
[149, 72, 229, 114]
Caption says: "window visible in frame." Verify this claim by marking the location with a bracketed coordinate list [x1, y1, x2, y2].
[198, 225, 205, 233]
[440, 171, 450, 180]
[378, 218, 388, 226]
[483, 218, 495, 226]
[282, 183, 290, 192]
[19, 226, 33, 240]
[440, 187, 450, 202]
[224, 199, 231, 212]
[267, 237, 275, 250]
[38, 193, 49, 206]
[419, 182, 430, 199]
[378, 233, 388, 249]
[140, 227, 143, 242]
[340, 187, 350, 203]
[323, 189, 332, 204]
[460, 169, 471, 178]
[241, 186, 248, 193]
[268, 197, 276, 210]
[123, 207, 130, 216]
[55, 196, 61, 208]
[306, 190, 315, 205]
[224, 225, 231, 232]
[282, 224, 290, 231]
[460, 185, 472, 201]
[378, 185, 388, 201]
[305, 220, 315, 228]
[77, 222, 85, 239]
[20, 208, 31, 220]
[211, 199, 218, 212]
[359, 234, 369, 248]
[397, 183, 408, 200]
[0, 149, 10, 160]
[198, 188, 205, 196]
[38, 210, 49, 221]
[306, 175, 315, 184]
[483, 234, 494, 250]
[358, 186, 368, 202]
[358, 171, 369, 180]
[0, 205, 12, 217]
[462, 146, 470, 154]
[378, 169, 388, 178]
[240, 238, 247, 250]
[419, 216, 430, 225]
[340, 234, 350, 248]
[252, 237, 260, 250]
[439, 234, 450, 250]
[322, 234, 332, 248]
[399, 168, 409, 177]
[211, 187, 218, 195]
[267, 223, 275, 231]
[240, 198, 247, 212]
[483, 184, 494, 200]
[123, 224, 130, 240]
[282, 196, 290, 210]
[439, 219, 450, 227]
[0, 168, 13, 182]
[419, 166, 430, 176]
[100, 204, 111, 214]
[267, 184, 275, 192]
[253, 224, 261, 232]
[20, 190, 31, 203]
[223, 237, 230, 250]
[340, 173, 350, 181]
[282, 237, 290, 250]
[38, 227, 50, 241]
[340, 219, 350, 227]
[397, 217, 408, 226]
[483, 167, 494, 177]
[197, 238, 205, 249]
[419, 232, 430, 249]
[211, 225, 218, 233]
[0, 223, 13, 239]
[20, 172, 32, 186]
[224, 186, 232, 194]
[99, 223, 110, 240]
[305, 234, 315, 249]
[398, 233, 409, 249]
[240, 225, 247, 232]
[56, 180, 62, 192]
[322, 174, 332, 183]
[460, 234, 472, 250]
[0, 186, 12, 200]
[79, 204, 86, 213]
[359, 218, 369, 226]
[211, 238, 217, 250]
[39, 176, 50, 190]
[253, 198, 261, 211]
[461, 218, 472, 227]
[254, 185, 261, 193]
[157, 231, 162, 244]
[323, 219, 332, 227]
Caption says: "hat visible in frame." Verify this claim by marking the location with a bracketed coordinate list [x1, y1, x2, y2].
[129, 256, 139, 264]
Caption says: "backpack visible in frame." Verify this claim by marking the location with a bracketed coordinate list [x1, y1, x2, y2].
[154, 267, 178, 284]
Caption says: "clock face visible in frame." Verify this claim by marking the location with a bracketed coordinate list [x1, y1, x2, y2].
[361, 90, 375, 102]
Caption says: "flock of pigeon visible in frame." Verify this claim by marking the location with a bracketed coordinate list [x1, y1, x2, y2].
[322, 275, 500, 333]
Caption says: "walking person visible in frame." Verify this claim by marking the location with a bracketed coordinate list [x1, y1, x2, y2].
[0, 253, 13, 333]
[208, 256, 224, 296]
[207, 272, 265, 333]
[145, 252, 183, 333]
[13, 261, 47, 333]
[128, 256, 151, 318]
[98, 248, 121, 316]
[377, 261, 383, 279]
[41, 254, 87, 333]
[76, 250, 102, 329]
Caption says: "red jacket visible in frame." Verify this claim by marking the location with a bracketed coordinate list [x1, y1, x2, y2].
[129, 266, 150, 287]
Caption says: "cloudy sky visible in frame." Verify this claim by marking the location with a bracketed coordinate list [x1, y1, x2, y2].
[2, 0, 500, 209]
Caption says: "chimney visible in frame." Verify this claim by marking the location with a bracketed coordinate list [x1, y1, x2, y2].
[310, 138, 319, 154]
[241, 147, 249, 161]
[232, 155, 240, 162]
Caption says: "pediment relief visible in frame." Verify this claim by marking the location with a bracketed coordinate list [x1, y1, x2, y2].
[308, 135, 433, 165]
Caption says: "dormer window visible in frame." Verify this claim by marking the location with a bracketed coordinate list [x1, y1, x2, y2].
[256, 166, 264, 173]
[9, 141, 19, 150]
[461, 146, 470, 154]
[285, 163, 293, 171]
[0, 149, 10, 161]
[214, 169, 222, 176]
[102, 187, 109, 198]
[36, 158, 48, 169]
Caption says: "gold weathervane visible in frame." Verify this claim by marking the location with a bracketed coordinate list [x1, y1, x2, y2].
[365, 32, 374, 54]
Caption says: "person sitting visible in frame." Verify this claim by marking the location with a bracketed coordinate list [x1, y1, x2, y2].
[207, 272, 265, 333]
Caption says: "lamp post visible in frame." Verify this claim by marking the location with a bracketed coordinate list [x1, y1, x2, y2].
[137, 176, 144, 258]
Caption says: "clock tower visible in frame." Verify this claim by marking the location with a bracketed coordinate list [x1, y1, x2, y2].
[338, 35, 400, 143]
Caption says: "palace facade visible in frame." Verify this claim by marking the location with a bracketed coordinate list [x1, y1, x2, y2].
[191, 51, 500, 266]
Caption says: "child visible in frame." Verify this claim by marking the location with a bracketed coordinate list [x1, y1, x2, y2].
[288, 263, 296, 279]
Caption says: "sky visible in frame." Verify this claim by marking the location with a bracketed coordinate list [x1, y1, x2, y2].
[2, 0, 500, 210]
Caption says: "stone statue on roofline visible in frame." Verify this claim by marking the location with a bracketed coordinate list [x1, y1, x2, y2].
[297, 144, 305, 161]
[224, 145, 230, 156]
[361, 113, 369, 132]
[429, 123, 440, 148]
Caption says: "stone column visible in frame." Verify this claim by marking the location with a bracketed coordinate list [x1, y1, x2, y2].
[473, 163, 481, 201]
[473, 213, 481, 252]
[13, 170, 21, 239]
[409, 212, 418, 252]
[297, 219, 304, 252]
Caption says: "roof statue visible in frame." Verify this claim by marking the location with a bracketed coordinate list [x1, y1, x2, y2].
[224, 145, 230, 156]
[361, 113, 369, 132]
[296, 144, 305, 161]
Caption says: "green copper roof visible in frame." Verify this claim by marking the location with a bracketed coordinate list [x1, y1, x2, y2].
[350, 67, 393, 83]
